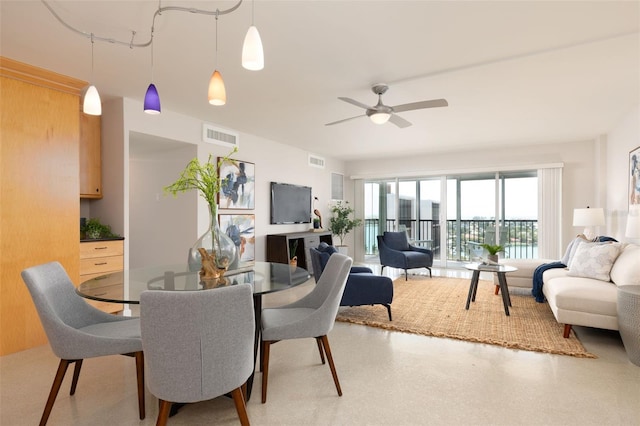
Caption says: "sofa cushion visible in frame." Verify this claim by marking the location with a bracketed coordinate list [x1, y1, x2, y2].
[567, 242, 622, 282]
[560, 235, 589, 265]
[610, 243, 640, 286]
[383, 232, 410, 251]
[543, 276, 618, 317]
[316, 242, 338, 270]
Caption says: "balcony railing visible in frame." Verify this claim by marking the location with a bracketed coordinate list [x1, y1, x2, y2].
[365, 219, 538, 260]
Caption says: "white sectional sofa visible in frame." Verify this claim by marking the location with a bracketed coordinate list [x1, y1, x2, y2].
[497, 242, 640, 338]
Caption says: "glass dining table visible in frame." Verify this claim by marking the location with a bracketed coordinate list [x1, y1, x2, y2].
[76, 261, 311, 401]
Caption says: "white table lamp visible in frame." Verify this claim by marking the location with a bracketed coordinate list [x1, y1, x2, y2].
[573, 207, 605, 240]
[625, 205, 640, 240]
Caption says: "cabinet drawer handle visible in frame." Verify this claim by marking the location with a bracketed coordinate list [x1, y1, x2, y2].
[94, 247, 108, 250]
[94, 262, 108, 266]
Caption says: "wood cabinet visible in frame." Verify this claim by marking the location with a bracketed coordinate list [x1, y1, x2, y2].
[1, 57, 85, 355]
[266, 231, 332, 275]
[80, 239, 124, 313]
[79, 112, 102, 198]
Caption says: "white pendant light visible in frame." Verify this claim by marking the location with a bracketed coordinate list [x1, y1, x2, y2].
[83, 85, 102, 116]
[83, 34, 102, 116]
[242, 0, 263, 71]
[242, 26, 264, 70]
[208, 70, 226, 105]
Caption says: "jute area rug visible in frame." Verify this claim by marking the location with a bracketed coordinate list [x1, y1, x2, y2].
[336, 276, 596, 358]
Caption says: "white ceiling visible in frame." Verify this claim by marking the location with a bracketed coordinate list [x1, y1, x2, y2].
[2, 1, 639, 161]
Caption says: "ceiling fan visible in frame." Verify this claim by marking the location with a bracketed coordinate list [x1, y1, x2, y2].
[325, 84, 448, 128]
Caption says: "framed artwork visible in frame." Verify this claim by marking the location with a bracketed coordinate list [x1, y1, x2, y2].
[219, 214, 255, 268]
[630, 146, 640, 208]
[218, 158, 255, 209]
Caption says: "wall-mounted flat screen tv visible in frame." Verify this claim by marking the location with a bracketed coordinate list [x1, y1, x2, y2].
[270, 182, 312, 224]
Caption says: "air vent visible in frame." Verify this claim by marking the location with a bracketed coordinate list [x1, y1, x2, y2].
[202, 123, 239, 148]
[331, 172, 344, 200]
[308, 154, 325, 169]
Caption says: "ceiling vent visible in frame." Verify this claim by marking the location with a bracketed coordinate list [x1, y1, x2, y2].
[202, 123, 239, 148]
[308, 154, 325, 169]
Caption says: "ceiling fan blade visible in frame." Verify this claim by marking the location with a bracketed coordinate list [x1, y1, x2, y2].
[389, 114, 412, 128]
[392, 99, 448, 113]
[325, 114, 365, 126]
[338, 97, 370, 110]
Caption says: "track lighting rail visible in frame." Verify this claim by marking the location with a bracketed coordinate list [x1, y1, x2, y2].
[41, 0, 243, 49]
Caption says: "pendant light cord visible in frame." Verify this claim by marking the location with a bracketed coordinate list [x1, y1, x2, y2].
[215, 11, 219, 69]
[90, 33, 95, 82]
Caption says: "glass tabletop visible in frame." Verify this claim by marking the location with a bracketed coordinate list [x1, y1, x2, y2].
[76, 262, 311, 304]
[464, 262, 518, 273]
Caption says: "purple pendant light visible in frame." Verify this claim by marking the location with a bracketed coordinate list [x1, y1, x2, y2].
[144, 29, 161, 114]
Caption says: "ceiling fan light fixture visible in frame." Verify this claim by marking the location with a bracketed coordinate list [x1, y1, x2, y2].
[242, 25, 264, 70]
[83, 84, 102, 116]
[208, 70, 226, 105]
[370, 112, 390, 125]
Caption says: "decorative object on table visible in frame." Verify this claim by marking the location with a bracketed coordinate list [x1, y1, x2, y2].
[328, 200, 362, 254]
[81, 218, 120, 239]
[219, 214, 256, 269]
[288, 239, 299, 268]
[218, 158, 255, 209]
[164, 148, 238, 276]
[630, 146, 640, 207]
[480, 243, 505, 263]
[572, 206, 605, 241]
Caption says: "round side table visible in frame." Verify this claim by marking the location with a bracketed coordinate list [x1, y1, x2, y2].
[617, 285, 640, 366]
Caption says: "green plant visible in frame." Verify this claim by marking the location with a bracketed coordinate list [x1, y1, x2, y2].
[81, 218, 120, 239]
[328, 201, 363, 246]
[289, 240, 299, 260]
[480, 243, 505, 255]
[163, 147, 238, 213]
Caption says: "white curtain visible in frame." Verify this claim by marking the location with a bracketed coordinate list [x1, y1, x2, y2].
[538, 167, 563, 259]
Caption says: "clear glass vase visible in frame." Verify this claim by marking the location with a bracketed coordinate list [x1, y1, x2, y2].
[188, 205, 237, 274]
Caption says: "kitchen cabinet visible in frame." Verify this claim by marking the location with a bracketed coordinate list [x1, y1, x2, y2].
[80, 112, 102, 198]
[80, 239, 124, 313]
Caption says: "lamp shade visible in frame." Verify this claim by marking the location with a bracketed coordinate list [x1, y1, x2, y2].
[144, 83, 161, 114]
[626, 206, 640, 239]
[370, 112, 390, 125]
[572, 208, 605, 227]
[208, 70, 226, 106]
[242, 25, 264, 71]
[83, 85, 102, 116]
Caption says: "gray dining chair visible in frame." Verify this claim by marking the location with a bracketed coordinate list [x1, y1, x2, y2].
[20, 261, 145, 426]
[260, 253, 353, 403]
[140, 284, 254, 426]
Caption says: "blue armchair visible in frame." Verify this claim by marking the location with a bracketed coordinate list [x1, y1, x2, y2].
[377, 231, 433, 280]
[310, 243, 393, 320]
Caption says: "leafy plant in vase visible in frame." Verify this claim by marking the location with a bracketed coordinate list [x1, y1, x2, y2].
[480, 243, 505, 264]
[164, 148, 238, 280]
[289, 239, 299, 269]
[328, 201, 363, 255]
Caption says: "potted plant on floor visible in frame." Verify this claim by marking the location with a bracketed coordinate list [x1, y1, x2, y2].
[328, 201, 362, 255]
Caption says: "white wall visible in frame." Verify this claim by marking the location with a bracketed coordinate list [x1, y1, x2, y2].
[605, 105, 640, 239]
[92, 97, 346, 268]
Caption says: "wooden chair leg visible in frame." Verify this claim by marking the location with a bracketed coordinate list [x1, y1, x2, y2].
[69, 359, 83, 395]
[315, 337, 326, 364]
[156, 400, 172, 426]
[319, 335, 342, 396]
[40, 359, 72, 426]
[231, 387, 251, 426]
[494, 285, 500, 295]
[563, 324, 572, 338]
[261, 341, 271, 403]
[134, 351, 146, 419]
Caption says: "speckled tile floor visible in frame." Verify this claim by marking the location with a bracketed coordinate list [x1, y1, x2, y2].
[2, 266, 639, 425]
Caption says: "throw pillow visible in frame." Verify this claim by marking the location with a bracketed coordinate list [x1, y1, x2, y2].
[567, 242, 622, 282]
[560, 234, 589, 265]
